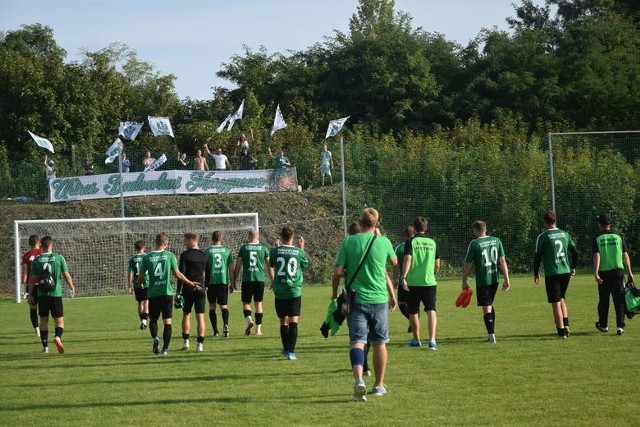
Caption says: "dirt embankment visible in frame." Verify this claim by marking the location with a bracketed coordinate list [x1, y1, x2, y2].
[0, 186, 356, 295]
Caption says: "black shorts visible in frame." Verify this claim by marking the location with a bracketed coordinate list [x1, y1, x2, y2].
[38, 296, 63, 318]
[476, 284, 498, 307]
[408, 286, 437, 314]
[397, 284, 410, 303]
[182, 287, 206, 314]
[241, 281, 265, 304]
[149, 296, 173, 321]
[544, 273, 571, 303]
[207, 284, 229, 306]
[134, 287, 149, 302]
[275, 296, 302, 318]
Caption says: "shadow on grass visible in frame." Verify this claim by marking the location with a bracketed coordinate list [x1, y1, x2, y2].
[0, 396, 251, 411]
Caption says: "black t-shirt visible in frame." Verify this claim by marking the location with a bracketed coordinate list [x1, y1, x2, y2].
[179, 248, 211, 288]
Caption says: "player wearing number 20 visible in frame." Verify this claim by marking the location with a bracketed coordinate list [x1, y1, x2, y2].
[268, 226, 309, 360]
[462, 221, 510, 344]
[533, 211, 577, 339]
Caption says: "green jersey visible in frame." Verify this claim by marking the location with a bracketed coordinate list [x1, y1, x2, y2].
[593, 231, 626, 272]
[140, 250, 178, 297]
[128, 253, 149, 288]
[205, 245, 233, 285]
[534, 228, 576, 276]
[237, 243, 270, 282]
[31, 252, 68, 297]
[269, 245, 310, 299]
[405, 234, 438, 287]
[335, 233, 396, 304]
[464, 236, 505, 287]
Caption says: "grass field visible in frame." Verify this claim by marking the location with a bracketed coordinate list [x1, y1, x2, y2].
[1, 275, 638, 426]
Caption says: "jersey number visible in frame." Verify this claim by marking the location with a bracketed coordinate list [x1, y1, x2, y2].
[213, 253, 223, 269]
[481, 247, 498, 267]
[554, 240, 566, 259]
[276, 257, 298, 277]
[154, 262, 164, 280]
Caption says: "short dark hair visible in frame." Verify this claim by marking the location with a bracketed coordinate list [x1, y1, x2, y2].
[403, 225, 415, 239]
[155, 233, 169, 247]
[413, 217, 428, 233]
[40, 236, 53, 250]
[543, 211, 557, 225]
[211, 231, 222, 243]
[28, 234, 40, 247]
[348, 222, 361, 235]
[184, 232, 198, 241]
[134, 240, 146, 251]
[597, 213, 612, 226]
[472, 220, 487, 233]
[280, 226, 295, 241]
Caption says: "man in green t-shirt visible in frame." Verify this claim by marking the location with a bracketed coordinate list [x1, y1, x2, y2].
[127, 240, 149, 330]
[593, 213, 634, 336]
[233, 229, 270, 336]
[28, 236, 76, 354]
[402, 217, 440, 350]
[268, 226, 309, 360]
[332, 208, 397, 402]
[205, 231, 234, 338]
[138, 233, 200, 355]
[533, 211, 578, 339]
[462, 220, 510, 344]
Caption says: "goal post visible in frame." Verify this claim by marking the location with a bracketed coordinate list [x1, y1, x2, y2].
[14, 213, 259, 303]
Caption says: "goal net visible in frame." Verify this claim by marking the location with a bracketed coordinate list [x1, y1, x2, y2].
[14, 213, 259, 302]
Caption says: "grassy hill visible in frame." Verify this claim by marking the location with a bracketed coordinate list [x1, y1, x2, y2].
[0, 186, 359, 296]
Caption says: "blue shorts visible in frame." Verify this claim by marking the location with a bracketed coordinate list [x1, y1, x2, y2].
[347, 303, 389, 345]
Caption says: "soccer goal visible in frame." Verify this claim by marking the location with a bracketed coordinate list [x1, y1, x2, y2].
[14, 213, 259, 302]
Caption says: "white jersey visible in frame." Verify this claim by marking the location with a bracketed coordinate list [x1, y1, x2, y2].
[213, 154, 229, 170]
[320, 150, 332, 167]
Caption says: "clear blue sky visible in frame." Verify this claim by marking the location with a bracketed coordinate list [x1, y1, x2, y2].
[1, 0, 542, 100]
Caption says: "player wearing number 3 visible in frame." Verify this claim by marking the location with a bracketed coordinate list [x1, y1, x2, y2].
[462, 221, 510, 344]
[268, 226, 309, 360]
[533, 211, 577, 339]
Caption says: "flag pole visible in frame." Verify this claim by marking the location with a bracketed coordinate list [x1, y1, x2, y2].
[340, 135, 347, 235]
[119, 152, 125, 218]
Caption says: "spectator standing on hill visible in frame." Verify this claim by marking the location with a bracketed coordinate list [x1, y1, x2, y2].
[268, 147, 291, 169]
[193, 149, 209, 171]
[533, 211, 578, 339]
[122, 153, 131, 173]
[142, 151, 155, 170]
[22, 234, 43, 336]
[461, 220, 510, 344]
[28, 236, 75, 354]
[238, 147, 257, 170]
[268, 226, 309, 360]
[204, 144, 232, 170]
[233, 229, 270, 336]
[593, 213, 634, 336]
[177, 152, 190, 169]
[402, 217, 440, 350]
[332, 208, 397, 402]
[320, 144, 333, 185]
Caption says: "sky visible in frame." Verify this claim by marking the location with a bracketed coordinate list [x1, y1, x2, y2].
[1, 0, 544, 101]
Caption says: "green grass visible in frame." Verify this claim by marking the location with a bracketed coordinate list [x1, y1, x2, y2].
[1, 275, 638, 426]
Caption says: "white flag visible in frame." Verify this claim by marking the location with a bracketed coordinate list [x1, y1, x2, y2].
[216, 114, 231, 133]
[325, 116, 350, 138]
[28, 131, 55, 153]
[143, 153, 167, 172]
[227, 99, 244, 131]
[105, 138, 123, 164]
[271, 104, 287, 136]
[119, 121, 143, 141]
[148, 116, 175, 137]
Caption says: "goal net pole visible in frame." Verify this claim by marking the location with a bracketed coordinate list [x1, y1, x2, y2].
[14, 213, 259, 303]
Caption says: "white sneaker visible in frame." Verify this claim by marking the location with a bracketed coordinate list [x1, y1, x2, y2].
[181, 339, 190, 350]
[42, 346, 49, 353]
[196, 342, 204, 352]
[488, 334, 497, 344]
[353, 379, 367, 402]
[35, 327, 40, 337]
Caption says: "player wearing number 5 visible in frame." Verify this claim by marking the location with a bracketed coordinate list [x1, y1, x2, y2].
[268, 226, 309, 360]
[533, 211, 577, 339]
[462, 221, 510, 344]
[234, 229, 270, 336]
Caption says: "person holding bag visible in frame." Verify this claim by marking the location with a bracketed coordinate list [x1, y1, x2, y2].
[331, 208, 397, 402]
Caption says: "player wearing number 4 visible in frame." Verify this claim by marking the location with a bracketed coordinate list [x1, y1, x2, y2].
[533, 211, 578, 339]
[138, 233, 200, 355]
[233, 229, 270, 336]
[268, 226, 309, 360]
[28, 236, 75, 354]
[461, 221, 510, 344]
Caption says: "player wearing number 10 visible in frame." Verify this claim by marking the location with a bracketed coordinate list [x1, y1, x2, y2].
[462, 221, 510, 344]
[533, 211, 577, 339]
[268, 226, 309, 360]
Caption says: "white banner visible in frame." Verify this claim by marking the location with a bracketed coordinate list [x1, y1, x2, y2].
[28, 131, 55, 153]
[47, 168, 299, 203]
[119, 121, 143, 141]
[148, 116, 175, 137]
[271, 104, 287, 136]
[326, 116, 350, 138]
